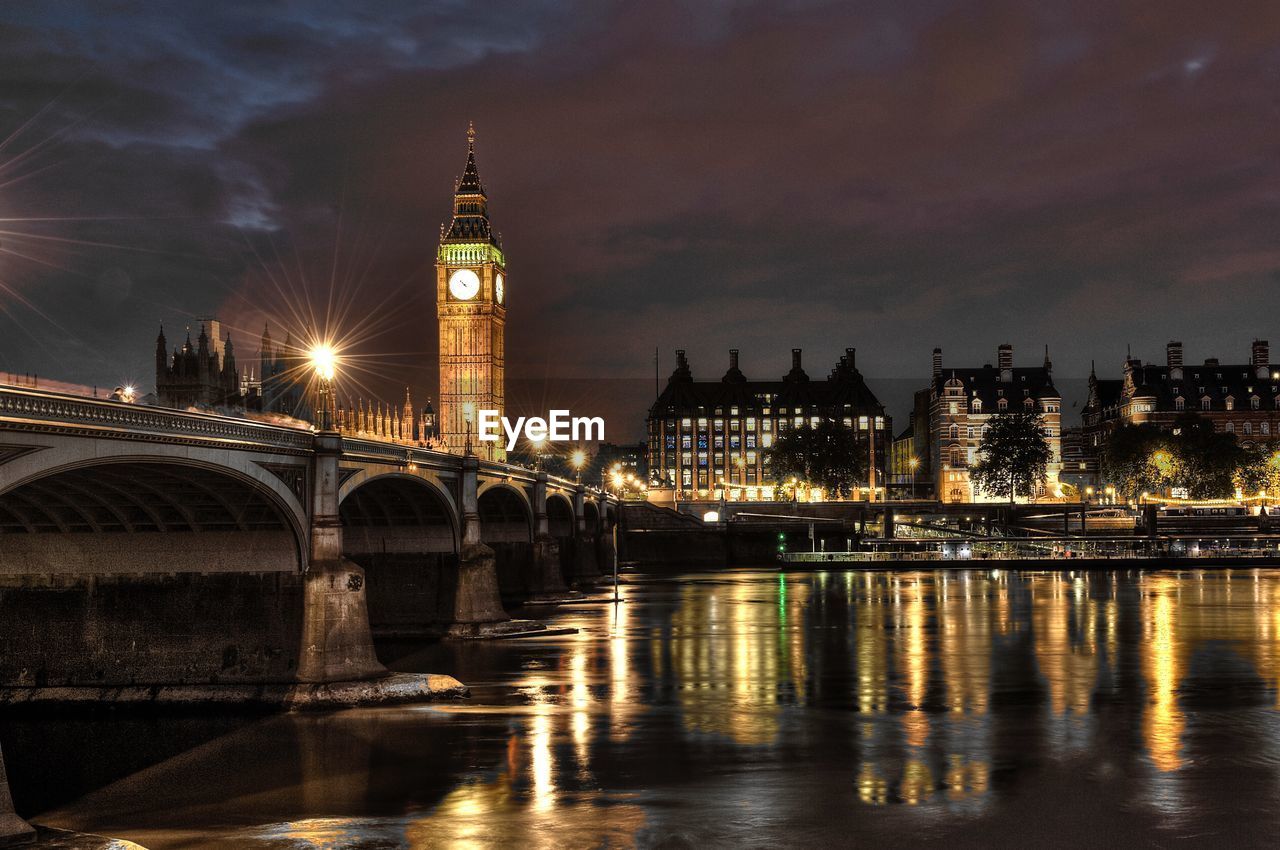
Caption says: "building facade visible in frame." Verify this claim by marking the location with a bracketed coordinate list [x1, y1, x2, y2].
[155, 320, 240, 409]
[647, 348, 891, 501]
[1082, 340, 1280, 454]
[924, 344, 1063, 503]
[437, 123, 506, 459]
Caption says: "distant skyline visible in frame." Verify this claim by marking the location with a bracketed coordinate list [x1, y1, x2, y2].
[1, 1, 1277, 430]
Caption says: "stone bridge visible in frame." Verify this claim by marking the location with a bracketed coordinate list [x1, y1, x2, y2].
[0, 385, 617, 690]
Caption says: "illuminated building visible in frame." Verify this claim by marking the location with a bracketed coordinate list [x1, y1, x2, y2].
[922, 344, 1063, 503]
[1082, 340, 1280, 456]
[334, 389, 442, 447]
[154, 319, 241, 409]
[647, 347, 890, 500]
[437, 123, 506, 459]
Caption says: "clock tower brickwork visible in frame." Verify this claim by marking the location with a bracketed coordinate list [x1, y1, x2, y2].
[437, 123, 506, 459]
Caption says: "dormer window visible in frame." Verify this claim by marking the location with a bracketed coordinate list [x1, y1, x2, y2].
[1252, 396, 1261, 410]
[998, 398, 1008, 411]
[1201, 397, 1211, 411]
[1175, 397, 1185, 411]
[1225, 397, 1235, 411]
[971, 399, 983, 413]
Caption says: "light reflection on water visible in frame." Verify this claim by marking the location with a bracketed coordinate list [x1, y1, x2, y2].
[29, 567, 1280, 847]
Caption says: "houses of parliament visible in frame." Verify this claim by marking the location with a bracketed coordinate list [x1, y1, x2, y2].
[153, 124, 506, 456]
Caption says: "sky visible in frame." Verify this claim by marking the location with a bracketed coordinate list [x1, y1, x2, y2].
[1, 0, 1278, 438]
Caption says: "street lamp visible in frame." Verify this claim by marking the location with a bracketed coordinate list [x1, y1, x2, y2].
[571, 448, 587, 482]
[308, 343, 338, 431]
[908, 456, 920, 500]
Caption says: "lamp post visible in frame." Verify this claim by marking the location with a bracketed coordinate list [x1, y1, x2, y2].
[308, 343, 338, 431]
[908, 456, 920, 500]
[571, 448, 587, 483]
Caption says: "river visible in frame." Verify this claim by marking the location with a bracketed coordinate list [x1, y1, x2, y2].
[10, 567, 1280, 848]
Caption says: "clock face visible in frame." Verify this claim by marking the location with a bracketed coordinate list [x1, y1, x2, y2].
[495, 273, 505, 304]
[448, 268, 480, 300]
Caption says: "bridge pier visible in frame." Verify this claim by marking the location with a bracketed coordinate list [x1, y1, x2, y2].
[298, 432, 385, 683]
[529, 473, 569, 599]
[595, 497, 617, 578]
[566, 486, 602, 587]
[447, 453, 524, 637]
[0, 744, 34, 847]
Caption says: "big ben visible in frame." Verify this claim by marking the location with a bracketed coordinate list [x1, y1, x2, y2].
[437, 122, 506, 459]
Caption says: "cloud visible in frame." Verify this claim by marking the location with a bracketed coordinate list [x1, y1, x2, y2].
[1, 0, 1279, 438]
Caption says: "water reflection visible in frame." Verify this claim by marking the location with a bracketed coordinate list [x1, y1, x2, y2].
[24, 567, 1280, 847]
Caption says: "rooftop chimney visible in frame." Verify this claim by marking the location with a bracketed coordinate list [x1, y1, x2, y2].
[676, 349, 687, 369]
[846, 347, 856, 370]
[932, 348, 942, 378]
[997, 343, 1013, 370]
[1253, 339, 1269, 378]
[791, 348, 802, 370]
[1167, 340, 1183, 369]
[1252, 339, 1269, 367]
[729, 349, 739, 370]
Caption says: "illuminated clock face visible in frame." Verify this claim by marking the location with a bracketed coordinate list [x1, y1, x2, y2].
[495, 273, 505, 304]
[448, 268, 480, 300]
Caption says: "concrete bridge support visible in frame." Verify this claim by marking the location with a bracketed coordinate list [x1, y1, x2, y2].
[565, 486, 601, 587]
[447, 454, 510, 637]
[529, 473, 568, 599]
[297, 432, 385, 683]
[0, 744, 33, 847]
[595, 497, 617, 578]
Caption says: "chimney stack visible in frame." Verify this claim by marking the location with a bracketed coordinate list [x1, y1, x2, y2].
[729, 349, 739, 370]
[846, 347, 856, 370]
[932, 348, 942, 378]
[1167, 341, 1183, 369]
[676, 349, 687, 369]
[792, 348, 802, 370]
[997, 343, 1013, 370]
[1252, 339, 1269, 367]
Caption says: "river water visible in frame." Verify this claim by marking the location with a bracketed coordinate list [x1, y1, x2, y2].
[14, 567, 1280, 848]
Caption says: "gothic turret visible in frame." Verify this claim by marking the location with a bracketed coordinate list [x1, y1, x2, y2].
[444, 122, 496, 244]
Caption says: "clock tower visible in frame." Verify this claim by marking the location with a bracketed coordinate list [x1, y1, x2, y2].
[437, 122, 506, 459]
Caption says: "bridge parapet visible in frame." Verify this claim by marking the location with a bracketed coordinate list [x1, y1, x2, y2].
[0, 386, 313, 453]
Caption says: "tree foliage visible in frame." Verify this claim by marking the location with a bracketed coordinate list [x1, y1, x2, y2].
[1235, 444, 1280, 498]
[1102, 413, 1251, 500]
[766, 418, 868, 499]
[971, 411, 1052, 504]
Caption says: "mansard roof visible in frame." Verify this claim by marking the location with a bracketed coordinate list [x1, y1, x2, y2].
[932, 364, 1060, 404]
[650, 352, 886, 417]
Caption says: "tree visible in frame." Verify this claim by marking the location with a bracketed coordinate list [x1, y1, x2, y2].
[1100, 423, 1175, 501]
[971, 411, 1052, 505]
[767, 418, 868, 499]
[1169, 412, 1245, 499]
[1235, 444, 1280, 500]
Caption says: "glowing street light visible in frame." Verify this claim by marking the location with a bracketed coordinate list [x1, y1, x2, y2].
[309, 342, 339, 431]
[570, 448, 587, 482]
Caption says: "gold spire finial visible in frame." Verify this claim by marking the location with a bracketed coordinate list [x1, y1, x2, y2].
[467, 120, 476, 149]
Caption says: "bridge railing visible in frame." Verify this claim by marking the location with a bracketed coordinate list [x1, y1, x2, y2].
[0, 386, 314, 452]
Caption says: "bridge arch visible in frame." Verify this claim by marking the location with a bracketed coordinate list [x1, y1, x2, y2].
[583, 500, 601, 533]
[477, 483, 534, 544]
[0, 456, 306, 574]
[338, 473, 459, 636]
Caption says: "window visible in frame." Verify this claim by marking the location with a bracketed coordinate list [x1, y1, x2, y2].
[1252, 397, 1261, 410]
[967, 426, 974, 439]
[1175, 397, 1185, 411]
[746, 418, 756, 430]
[1225, 397, 1235, 411]
[949, 402, 959, 415]
[950, 447, 963, 467]
[1262, 423, 1271, 435]
[1202, 398, 1211, 411]
[1243, 422, 1252, 436]
[681, 435, 692, 449]
[730, 435, 740, 449]
[998, 399, 1008, 411]
[971, 399, 983, 413]
[1225, 422, 1235, 434]
[859, 416, 869, 430]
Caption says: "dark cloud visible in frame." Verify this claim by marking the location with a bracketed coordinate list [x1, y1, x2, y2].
[1, 0, 1279, 438]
